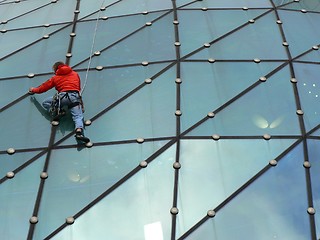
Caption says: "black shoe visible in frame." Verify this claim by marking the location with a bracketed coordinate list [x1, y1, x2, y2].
[75, 134, 90, 143]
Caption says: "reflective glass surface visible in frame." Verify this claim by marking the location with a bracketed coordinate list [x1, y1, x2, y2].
[184, 143, 311, 240]
[51, 145, 175, 240]
[0, 0, 319, 239]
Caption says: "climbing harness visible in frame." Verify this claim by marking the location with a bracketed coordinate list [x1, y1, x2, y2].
[49, 91, 82, 119]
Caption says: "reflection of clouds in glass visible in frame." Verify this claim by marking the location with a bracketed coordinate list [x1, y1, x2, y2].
[253, 115, 284, 129]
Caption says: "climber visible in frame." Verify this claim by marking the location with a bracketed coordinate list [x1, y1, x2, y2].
[28, 61, 90, 143]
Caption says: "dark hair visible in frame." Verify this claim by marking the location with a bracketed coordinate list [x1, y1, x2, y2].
[52, 61, 65, 72]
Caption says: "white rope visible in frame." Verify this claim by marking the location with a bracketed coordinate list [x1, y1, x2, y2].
[80, 1, 106, 95]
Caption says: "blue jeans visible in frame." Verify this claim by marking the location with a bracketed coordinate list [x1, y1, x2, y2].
[42, 92, 84, 130]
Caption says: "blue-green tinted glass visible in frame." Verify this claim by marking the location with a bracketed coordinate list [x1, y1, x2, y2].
[71, 11, 166, 66]
[0, 151, 40, 177]
[279, 1, 320, 12]
[184, 143, 310, 240]
[0, 26, 72, 78]
[80, 68, 176, 142]
[189, 11, 287, 60]
[0, 98, 51, 150]
[0, 156, 44, 240]
[51, 144, 175, 240]
[178, 9, 269, 57]
[308, 139, 320, 238]
[0, 24, 68, 59]
[294, 63, 320, 132]
[273, 0, 294, 6]
[34, 141, 168, 239]
[279, 10, 320, 58]
[187, 66, 301, 136]
[180, 61, 284, 132]
[76, 13, 175, 68]
[4, 2, 75, 29]
[182, 0, 272, 8]
[176, 138, 297, 238]
[1, 74, 53, 110]
[0, 0, 45, 20]
[93, 0, 172, 17]
[295, 48, 320, 62]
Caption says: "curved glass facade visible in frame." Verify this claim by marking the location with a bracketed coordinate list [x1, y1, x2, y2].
[0, 0, 320, 239]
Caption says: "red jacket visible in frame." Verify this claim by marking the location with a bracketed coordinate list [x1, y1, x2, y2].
[32, 65, 81, 93]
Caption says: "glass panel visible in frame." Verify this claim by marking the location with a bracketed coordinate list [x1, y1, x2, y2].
[178, 9, 269, 57]
[180, 61, 284, 132]
[187, 66, 301, 136]
[76, 13, 176, 68]
[0, 156, 44, 240]
[294, 63, 320, 132]
[187, 66, 300, 136]
[34, 140, 168, 239]
[0, 151, 41, 177]
[273, 0, 295, 6]
[182, 0, 272, 8]
[190, 11, 287, 60]
[295, 49, 320, 62]
[4, 2, 75, 29]
[0, 26, 72, 78]
[50, 144, 175, 240]
[184, 143, 310, 240]
[0, 97, 51, 150]
[279, 10, 320, 58]
[92, 0, 172, 17]
[0, 0, 45, 21]
[176, 138, 298, 238]
[80, 67, 176, 142]
[279, 0, 320, 11]
[71, 11, 166, 66]
[308, 139, 320, 238]
[1, 73, 53, 109]
[0, 25, 68, 58]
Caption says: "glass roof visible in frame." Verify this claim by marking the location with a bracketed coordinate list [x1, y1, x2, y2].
[0, 0, 320, 239]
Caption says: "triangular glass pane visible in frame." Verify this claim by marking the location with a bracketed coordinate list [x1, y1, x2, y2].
[189, 11, 287, 60]
[181, 0, 272, 8]
[310, 128, 320, 137]
[56, 63, 172, 145]
[279, 1, 320, 12]
[77, 68, 176, 142]
[0, 24, 68, 59]
[294, 49, 320, 62]
[187, 66, 301, 136]
[34, 140, 169, 239]
[272, 0, 294, 6]
[0, 155, 44, 240]
[178, 9, 269, 57]
[78, 0, 107, 19]
[4, 2, 75, 29]
[279, 10, 320, 58]
[0, 26, 72, 78]
[71, 11, 166, 66]
[0, 151, 41, 177]
[184, 143, 310, 240]
[0, 98, 51, 150]
[308, 139, 320, 238]
[0, 0, 45, 20]
[76, 13, 176, 68]
[1, 73, 54, 110]
[49, 144, 176, 240]
[180, 61, 284, 132]
[176, 138, 298, 238]
[294, 63, 320, 132]
[89, 0, 172, 17]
